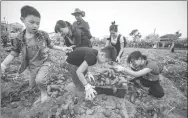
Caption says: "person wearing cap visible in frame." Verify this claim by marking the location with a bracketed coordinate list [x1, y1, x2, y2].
[105, 21, 126, 63]
[71, 8, 92, 42]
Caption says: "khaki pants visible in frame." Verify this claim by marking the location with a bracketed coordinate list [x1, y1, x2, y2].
[28, 61, 50, 91]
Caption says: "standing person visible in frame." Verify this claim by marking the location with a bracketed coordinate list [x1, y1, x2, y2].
[1, 5, 72, 105]
[114, 51, 165, 98]
[66, 46, 117, 100]
[105, 21, 126, 63]
[71, 8, 92, 43]
[55, 20, 92, 50]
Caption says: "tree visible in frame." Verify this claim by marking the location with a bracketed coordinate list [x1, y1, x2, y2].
[129, 29, 142, 47]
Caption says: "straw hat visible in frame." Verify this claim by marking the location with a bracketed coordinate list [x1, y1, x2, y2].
[71, 8, 85, 17]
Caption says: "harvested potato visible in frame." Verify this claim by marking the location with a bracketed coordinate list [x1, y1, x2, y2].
[116, 103, 122, 110]
[105, 78, 110, 85]
[115, 109, 120, 114]
[101, 81, 104, 86]
[119, 110, 126, 118]
[102, 95, 108, 101]
[103, 109, 111, 117]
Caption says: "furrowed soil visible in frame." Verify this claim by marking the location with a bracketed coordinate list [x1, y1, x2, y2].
[1, 46, 187, 118]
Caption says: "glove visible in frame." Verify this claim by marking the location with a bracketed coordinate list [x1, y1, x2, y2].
[84, 83, 97, 101]
[87, 72, 95, 82]
[1, 63, 7, 73]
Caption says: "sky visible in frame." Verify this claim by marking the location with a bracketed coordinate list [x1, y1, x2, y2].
[1, 1, 187, 39]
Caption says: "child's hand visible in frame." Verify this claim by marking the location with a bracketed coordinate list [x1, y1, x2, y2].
[1, 63, 7, 73]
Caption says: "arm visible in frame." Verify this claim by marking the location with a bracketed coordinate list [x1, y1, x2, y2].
[45, 32, 72, 51]
[117, 42, 124, 58]
[50, 45, 72, 51]
[122, 68, 152, 77]
[105, 40, 111, 47]
[2, 54, 15, 67]
[76, 61, 89, 86]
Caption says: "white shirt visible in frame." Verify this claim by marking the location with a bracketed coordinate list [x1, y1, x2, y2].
[110, 33, 124, 45]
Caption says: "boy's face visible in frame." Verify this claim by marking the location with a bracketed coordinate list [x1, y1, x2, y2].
[21, 15, 40, 33]
[74, 13, 83, 22]
[97, 51, 109, 64]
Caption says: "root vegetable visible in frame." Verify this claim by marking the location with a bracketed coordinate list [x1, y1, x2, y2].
[115, 109, 120, 114]
[119, 110, 126, 118]
[112, 86, 117, 93]
[103, 109, 111, 117]
[105, 78, 110, 85]
[116, 103, 122, 110]
[111, 77, 119, 85]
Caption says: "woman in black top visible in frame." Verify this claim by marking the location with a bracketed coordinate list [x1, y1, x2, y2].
[54, 20, 92, 50]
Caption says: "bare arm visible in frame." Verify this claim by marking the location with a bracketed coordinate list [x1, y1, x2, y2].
[105, 40, 111, 47]
[117, 42, 124, 58]
[123, 68, 152, 77]
[76, 61, 89, 86]
[2, 54, 15, 67]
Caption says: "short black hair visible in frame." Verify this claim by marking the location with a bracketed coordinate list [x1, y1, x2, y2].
[21, 5, 40, 18]
[127, 51, 147, 64]
[54, 20, 72, 33]
[101, 46, 117, 61]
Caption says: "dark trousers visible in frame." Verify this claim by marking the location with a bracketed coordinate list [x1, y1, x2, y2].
[132, 77, 165, 98]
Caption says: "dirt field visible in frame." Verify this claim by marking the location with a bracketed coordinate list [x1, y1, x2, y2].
[1, 46, 187, 118]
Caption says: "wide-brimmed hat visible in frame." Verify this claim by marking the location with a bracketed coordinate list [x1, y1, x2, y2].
[71, 8, 85, 17]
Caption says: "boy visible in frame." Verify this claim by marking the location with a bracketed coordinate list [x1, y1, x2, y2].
[1, 5, 72, 104]
[66, 46, 117, 100]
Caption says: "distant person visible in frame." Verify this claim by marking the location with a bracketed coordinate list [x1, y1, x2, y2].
[114, 51, 165, 98]
[66, 46, 117, 100]
[105, 21, 127, 63]
[55, 20, 92, 50]
[1, 5, 72, 105]
[71, 8, 92, 42]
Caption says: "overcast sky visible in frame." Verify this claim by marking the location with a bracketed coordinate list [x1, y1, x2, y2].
[1, 1, 187, 39]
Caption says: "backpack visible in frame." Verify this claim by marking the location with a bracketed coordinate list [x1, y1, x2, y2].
[117, 34, 127, 47]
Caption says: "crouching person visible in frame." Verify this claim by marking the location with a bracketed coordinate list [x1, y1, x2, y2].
[65, 46, 117, 101]
[114, 51, 164, 98]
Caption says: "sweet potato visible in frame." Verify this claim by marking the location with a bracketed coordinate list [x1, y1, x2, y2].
[103, 109, 111, 117]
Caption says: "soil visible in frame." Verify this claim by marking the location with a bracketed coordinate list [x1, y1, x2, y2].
[1, 46, 187, 118]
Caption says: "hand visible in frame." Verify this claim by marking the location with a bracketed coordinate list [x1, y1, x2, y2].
[87, 72, 95, 82]
[63, 47, 73, 53]
[116, 56, 121, 63]
[114, 65, 125, 72]
[1, 63, 7, 73]
[106, 68, 115, 77]
[85, 83, 97, 101]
